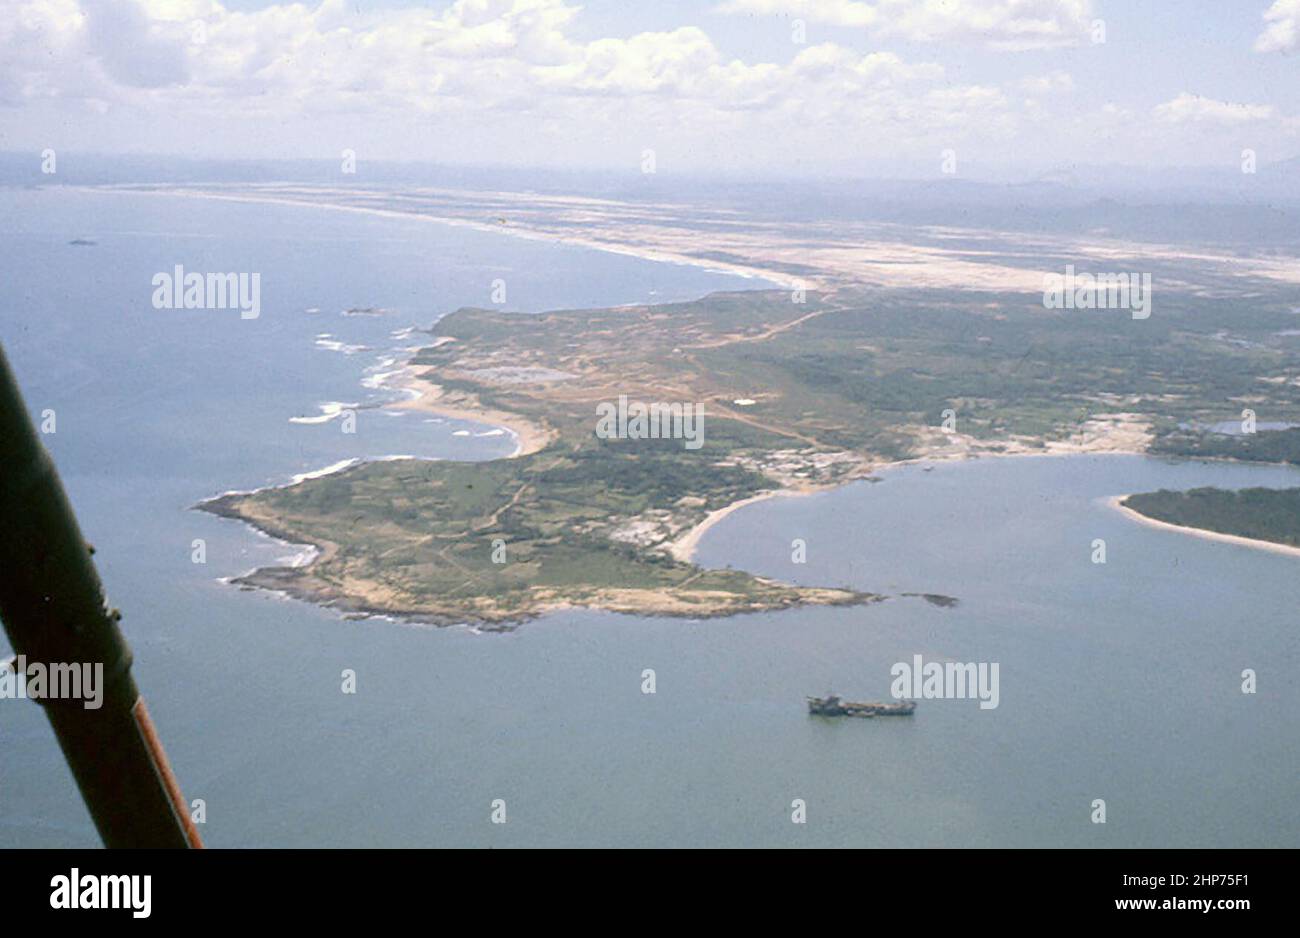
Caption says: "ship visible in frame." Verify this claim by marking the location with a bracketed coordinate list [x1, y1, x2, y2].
[806, 694, 916, 717]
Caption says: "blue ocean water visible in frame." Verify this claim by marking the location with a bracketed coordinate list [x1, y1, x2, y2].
[0, 189, 1296, 847]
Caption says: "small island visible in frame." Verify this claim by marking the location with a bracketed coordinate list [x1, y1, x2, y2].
[1116, 487, 1300, 554]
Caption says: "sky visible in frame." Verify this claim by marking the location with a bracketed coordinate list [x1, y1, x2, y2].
[1, 0, 1298, 179]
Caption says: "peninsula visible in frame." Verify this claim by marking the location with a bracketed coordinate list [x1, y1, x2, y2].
[201, 281, 1300, 626]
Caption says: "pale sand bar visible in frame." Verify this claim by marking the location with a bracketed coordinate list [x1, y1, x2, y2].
[1106, 495, 1300, 559]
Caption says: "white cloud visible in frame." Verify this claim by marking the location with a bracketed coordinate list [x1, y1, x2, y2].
[1, 0, 1293, 172]
[533, 27, 723, 97]
[1153, 93, 1277, 125]
[718, 0, 880, 28]
[0, 0, 89, 105]
[716, 0, 1095, 50]
[1017, 70, 1074, 94]
[82, 0, 189, 87]
[0, 0, 991, 125]
[1254, 0, 1300, 52]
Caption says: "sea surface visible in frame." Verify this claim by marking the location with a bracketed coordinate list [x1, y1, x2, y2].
[1, 189, 1297, 848]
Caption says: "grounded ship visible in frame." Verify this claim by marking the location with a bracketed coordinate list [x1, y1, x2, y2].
[806, 694, 916, 718]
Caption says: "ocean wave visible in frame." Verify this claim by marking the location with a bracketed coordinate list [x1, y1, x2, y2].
[289, 401, 358, 424]
[291, 458, 361, 484]
[361, 368, 405, 390]
[315, 337, 370, 355]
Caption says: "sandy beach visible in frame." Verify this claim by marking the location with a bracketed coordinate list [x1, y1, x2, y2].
[94, 185, 802, 290]
[96, 184, 1300, 297]
[668, 488, 829, 562]
[1106, 494, 1300, 559]
[667, 417, 1157, 565]
[393, 371, 556, 457]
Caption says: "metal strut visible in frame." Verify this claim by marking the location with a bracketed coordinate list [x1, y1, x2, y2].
[0, 343, 201, 848]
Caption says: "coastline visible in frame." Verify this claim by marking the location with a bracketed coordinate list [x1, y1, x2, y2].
[146, 181, 1283, 622]
[391, 370, 556, 458]
[203, 445, 1300, 631]
[199, 321, 1164, 624]
[89, 185, 804, 291]
[669, 487, 820, 563]
[199, 489, 876, 629]
[668, 439, 1155, 566]
[1106, 494, 1300, 559]
[200, 400, 1163, 621]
